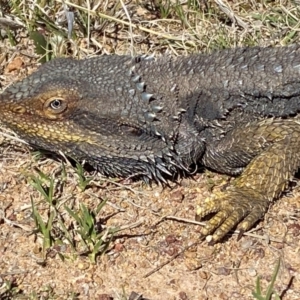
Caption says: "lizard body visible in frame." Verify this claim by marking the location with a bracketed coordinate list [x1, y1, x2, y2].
[2, 45, 300, 242]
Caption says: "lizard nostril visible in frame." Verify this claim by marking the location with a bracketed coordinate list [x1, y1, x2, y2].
[12, 106, 26, 114]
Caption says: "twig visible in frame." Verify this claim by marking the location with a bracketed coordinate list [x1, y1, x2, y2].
[143, 241, 202, 278]
[214, 0, 248, 29]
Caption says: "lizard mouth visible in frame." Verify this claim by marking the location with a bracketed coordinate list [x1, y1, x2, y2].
[1, 105, 97, 146]
[1, 102, 185, 182]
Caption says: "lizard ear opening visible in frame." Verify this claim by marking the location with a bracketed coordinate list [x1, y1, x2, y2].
[44, 97, 68, 117]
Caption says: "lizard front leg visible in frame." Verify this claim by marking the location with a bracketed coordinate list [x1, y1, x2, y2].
[198, 118, 300, 243]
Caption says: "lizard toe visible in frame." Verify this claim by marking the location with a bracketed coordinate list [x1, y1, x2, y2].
[196, 188, 269, 243]
[236, 202, 269, 238]
[208, 207, 248, 242]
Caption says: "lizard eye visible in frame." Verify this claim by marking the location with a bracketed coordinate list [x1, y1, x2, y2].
[50, 99, 63, 109]
[44, 97, 68, 114]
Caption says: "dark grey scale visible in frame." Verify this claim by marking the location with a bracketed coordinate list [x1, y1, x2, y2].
[131, 75, 140, 83]
[141, 92, 153, 102]
[151, 105, 163, 113]
[125, 58, 172, 144]
[144, 112, 157, 122]
[136, 82, 145, 92]
[161, 83, 183, 142]
[154, 158, 173, 176]
[128, 89, 135, 96]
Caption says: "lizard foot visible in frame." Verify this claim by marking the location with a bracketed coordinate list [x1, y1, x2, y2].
[196, 187, 269, 244]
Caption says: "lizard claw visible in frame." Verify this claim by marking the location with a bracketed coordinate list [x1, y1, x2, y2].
[196, 188, 269, 243]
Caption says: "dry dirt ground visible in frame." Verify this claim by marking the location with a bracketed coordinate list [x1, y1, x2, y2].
[1, 1, 300, 299]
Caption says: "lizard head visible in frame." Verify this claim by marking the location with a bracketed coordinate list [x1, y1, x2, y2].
[2, 72, 103, 145]
[0, 58, 186, 182]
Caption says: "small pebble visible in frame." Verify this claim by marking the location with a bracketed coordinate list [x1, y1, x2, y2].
[248, 268, 257, 277]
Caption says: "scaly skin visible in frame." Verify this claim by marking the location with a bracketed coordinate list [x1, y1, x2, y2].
[199, 118, 300, 241]
[1, 45, 300, 243]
